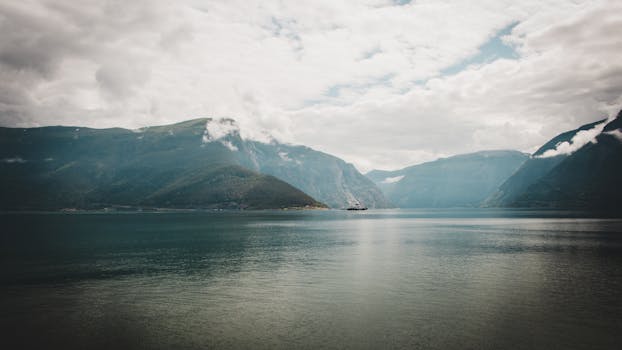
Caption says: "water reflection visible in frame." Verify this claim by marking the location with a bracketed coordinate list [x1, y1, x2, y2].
[1, 210, 622, 349]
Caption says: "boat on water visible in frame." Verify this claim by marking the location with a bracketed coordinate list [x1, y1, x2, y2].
[346, 202, 368, 210]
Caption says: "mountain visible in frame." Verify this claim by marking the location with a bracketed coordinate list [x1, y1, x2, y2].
[0, 120, 324, 210]
[239, 142, 389, 208]
[0, 117, 388, 210]
[506, 111, 622, 208]
[484, 119, 607, 207]
[367, 150, 528, 208]
[199, 119, 389, 209]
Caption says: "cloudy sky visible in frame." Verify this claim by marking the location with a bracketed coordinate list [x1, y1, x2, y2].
[1, 0, 621, 171]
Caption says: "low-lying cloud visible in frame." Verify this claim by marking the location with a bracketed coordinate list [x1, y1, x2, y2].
[604, 129, 622, 142]
[537, 121, 607, 158]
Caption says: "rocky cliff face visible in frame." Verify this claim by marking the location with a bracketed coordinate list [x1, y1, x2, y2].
[0, 117, 389, 210]
[201, 118, 390, 209]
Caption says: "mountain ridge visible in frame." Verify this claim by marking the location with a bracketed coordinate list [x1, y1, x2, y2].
[485, 111, 620, 208]
[367, 150, 528, 208]
[506, 112, 622, 209]
[4, 109, 620, 211]
[0, 117, 387, 210]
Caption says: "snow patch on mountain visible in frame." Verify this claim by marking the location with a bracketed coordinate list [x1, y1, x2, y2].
[278, 151, 302, 165]
[2, 157, 26, 163]
[382, 175, 404, 184]
[221, 140, 239, 151]
[278, 152, 292, 161]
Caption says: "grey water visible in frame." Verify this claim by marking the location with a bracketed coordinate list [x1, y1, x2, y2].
[1, 209, 622, 349]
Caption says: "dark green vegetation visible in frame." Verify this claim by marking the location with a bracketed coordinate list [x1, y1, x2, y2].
[485, 119, 606, 207]
[0, 119, 326, 210]
[367, 150, 528, 208]
[209, 121, 389, 209]
[486, 111, 622, 209]
[0, 117, 389, 210]
[3, 109, 620, 210]
[367, 109, 621, 209]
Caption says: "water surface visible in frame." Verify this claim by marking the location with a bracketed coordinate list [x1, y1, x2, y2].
[2, 209, 622, 349]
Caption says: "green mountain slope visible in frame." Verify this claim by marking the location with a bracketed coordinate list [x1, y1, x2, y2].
[485, 119, 607, 207]
[367, 150, 528, 208]
[235, 142, 389, 209]
[0, 120, 325, 210]
[511, 112, 622, 208]
[196, 119, 389, 208]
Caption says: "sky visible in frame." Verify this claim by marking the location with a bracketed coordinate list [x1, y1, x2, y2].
[1, 0, 621, 172]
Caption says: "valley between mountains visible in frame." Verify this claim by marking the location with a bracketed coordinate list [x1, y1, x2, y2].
[1, 110, 621, 211]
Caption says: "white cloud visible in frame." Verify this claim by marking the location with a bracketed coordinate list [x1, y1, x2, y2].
[202, 118, 239, 142]
[605, 129, 622, 142]
[537, 121, 607, 158]
[0, 0, 620, 172]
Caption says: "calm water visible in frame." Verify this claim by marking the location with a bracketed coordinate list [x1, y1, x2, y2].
[2, 209, 622, 349]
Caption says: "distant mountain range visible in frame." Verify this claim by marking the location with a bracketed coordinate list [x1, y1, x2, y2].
[367, 150, 528, 208]
[0, 118, 387, 210]
[2, 109, 620, 211]
[368, 109, 622, 209]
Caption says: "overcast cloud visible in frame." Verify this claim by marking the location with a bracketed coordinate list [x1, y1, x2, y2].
[1, 0, 621, 171]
